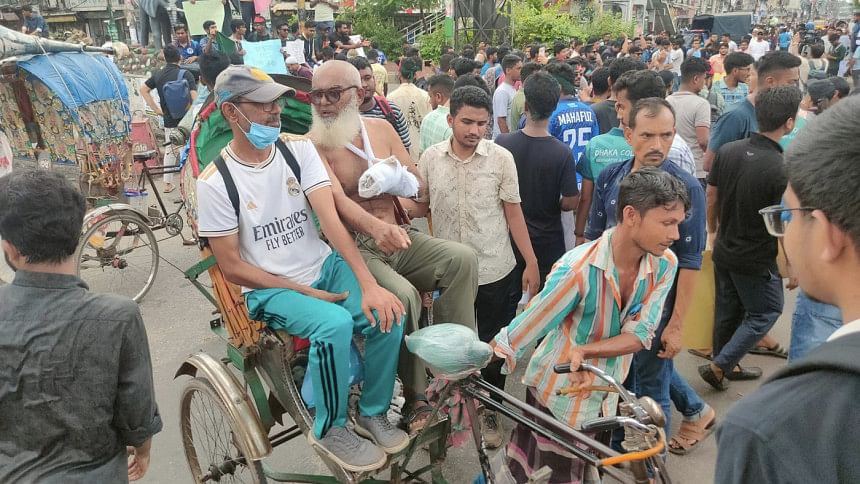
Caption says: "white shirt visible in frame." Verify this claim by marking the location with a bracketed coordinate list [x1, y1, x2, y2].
[827, 318, 860, 342]
[670, 48, 684, 74]
[748, 38, 770, 60]
[728, 40, 738, 52]
[196, 138, 333, 291]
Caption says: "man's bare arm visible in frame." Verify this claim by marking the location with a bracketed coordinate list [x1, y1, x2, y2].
[695, 125, 709, 153]
[575, 179, 594, 244]
[706, 185, 719, 234]
[560, 195, 579, 212]
[140, 84, 162, 116]
[703, 148, 716, 172]
[659, 268, 698, 359]
[497, 116, 509, 134]
[504, 201, 539, 294]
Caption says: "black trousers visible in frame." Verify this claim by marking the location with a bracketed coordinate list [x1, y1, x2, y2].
[476, 268, 518, 398]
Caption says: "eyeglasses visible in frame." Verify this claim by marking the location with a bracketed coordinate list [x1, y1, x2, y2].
[308, 86, 359, 105]
[759, 205, 815, 237]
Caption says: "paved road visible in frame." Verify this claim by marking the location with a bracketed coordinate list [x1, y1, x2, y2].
[56, 187, 797, 484]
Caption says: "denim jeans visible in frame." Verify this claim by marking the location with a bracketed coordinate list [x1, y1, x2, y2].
[788, 291, 842, 362]
[670, 366, 705, 418]
[712, 264, 784, 373]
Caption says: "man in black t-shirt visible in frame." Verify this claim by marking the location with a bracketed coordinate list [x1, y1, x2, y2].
[329, 20, 366, 53]
[591, 57, 645, 134]
[701, 86, 801, 391]
[715, 93, 860, 484]
[496, 71, 579, 291]
[140, 45, 197, 192]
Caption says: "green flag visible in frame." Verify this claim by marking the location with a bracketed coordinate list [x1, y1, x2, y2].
[216, 31, 239, 56]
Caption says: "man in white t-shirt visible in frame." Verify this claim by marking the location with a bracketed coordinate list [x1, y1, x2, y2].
[310, 0, 337, 36]
[491, 54, 522, 138]
[667, 38, 684, 90]
[197, 65, 408, 472]
[748, 30, 771, 60]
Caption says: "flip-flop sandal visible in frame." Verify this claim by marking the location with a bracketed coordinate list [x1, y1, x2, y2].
[748, 344, 788, 359]
[699, 364, 728, 391]
[405, 399, 434, 434]
[725, 365, 763, 381]
[687, 348, 713, 360]
[668, 406, 717, 456]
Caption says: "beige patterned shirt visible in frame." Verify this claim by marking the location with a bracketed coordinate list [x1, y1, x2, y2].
[387, 83, 431, 162]
[418, 138, 521, 285]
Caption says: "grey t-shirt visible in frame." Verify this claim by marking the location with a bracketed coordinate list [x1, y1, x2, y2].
[667, 91, 711, 178]
[492, 82, 517, 138]
[0, 271, 162, 483]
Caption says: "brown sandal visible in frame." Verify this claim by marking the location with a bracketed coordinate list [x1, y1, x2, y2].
[668, 406, 717, 455]
[405, 399, 434, 434]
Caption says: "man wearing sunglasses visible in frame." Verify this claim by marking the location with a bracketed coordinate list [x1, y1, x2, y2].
[714, 96, 860, 484]
[198, 65, 409, 472]
[701, 86, 801, 391]
[308, 61, 479, 434]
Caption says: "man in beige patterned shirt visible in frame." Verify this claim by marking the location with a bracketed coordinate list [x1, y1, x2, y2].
[413, 85, 540, 449]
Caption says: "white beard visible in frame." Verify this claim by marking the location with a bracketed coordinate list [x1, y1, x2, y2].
[309, 102, 361, 150]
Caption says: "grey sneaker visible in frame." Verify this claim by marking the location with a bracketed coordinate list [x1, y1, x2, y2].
[354, 413, 411, 454]
[308, 426, 386, 472]
[481, 411, 504, 449]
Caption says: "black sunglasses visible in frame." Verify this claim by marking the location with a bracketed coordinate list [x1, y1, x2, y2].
[308, 86, 360, 105]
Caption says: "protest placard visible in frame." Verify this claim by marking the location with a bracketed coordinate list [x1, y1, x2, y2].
[283, 40, 305, 65]
[243, 39, 287, 74]
[183, 0, 225, 36]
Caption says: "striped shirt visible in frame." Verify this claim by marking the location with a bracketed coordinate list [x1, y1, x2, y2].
[419, 106, 452, 154]
[494, 228, 678, 428]
[360, 98, 412, 151]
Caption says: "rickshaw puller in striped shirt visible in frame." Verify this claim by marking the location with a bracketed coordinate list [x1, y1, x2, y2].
[492, 168, 688, 484]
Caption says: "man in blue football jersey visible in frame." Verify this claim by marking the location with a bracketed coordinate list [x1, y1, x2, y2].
[546, 62, 599, 250]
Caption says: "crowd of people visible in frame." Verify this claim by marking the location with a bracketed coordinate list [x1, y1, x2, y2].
[2, 9, 860, 484]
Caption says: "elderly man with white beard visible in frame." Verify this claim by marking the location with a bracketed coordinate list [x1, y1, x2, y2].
[309, 60, 480, 434]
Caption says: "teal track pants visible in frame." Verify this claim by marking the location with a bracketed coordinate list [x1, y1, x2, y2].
[246, 252, 403, 439]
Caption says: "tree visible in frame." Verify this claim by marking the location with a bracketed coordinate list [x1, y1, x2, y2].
[508, 0, 634, 48]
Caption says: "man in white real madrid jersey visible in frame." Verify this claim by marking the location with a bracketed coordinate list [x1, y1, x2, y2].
[196, 65, 408, 472]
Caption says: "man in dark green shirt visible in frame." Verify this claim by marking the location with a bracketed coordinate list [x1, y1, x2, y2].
[825, 33, 847, 76]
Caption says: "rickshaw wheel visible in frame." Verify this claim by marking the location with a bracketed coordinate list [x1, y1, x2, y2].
[180, 377, 267, 484]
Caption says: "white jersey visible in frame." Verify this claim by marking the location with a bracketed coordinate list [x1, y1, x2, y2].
[196, 138, 333, 290]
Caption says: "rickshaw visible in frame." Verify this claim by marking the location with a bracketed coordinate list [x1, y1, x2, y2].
[174, 74, 671, 484]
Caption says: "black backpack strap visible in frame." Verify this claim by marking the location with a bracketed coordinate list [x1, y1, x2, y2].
[275, 138, 301, 185]
[212, 154, 240, 219]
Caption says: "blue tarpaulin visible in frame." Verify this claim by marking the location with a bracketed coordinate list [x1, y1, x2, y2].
[16, 52, 129, 123]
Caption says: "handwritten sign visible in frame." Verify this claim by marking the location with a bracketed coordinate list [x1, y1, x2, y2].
[242, 39, 287, 74]
[283, 39, 305, 65]
[183, 0, 226, 36]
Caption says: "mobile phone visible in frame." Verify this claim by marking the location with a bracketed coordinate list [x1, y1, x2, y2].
[539, 46, 546, 56]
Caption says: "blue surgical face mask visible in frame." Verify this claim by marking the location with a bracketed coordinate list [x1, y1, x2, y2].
[232, 104, 281, 149]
